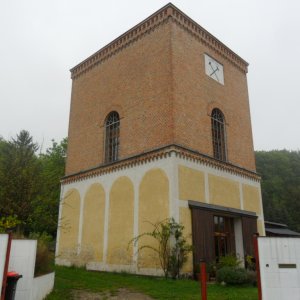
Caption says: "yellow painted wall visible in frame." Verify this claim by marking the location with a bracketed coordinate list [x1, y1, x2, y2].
[242, 184, 261, 214]
[81, 183, 105, 262]
[58, 189, 80, 259]
[178, 165, 205, 202]
[107, 177, 134, 265]
[257, 219, 265, 236]
[139, 168, 169, 268]
[209, 175, 240, 209]
[179, 207, 193, 273]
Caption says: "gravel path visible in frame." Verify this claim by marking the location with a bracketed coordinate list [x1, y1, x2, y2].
[72, 288, 154, 300]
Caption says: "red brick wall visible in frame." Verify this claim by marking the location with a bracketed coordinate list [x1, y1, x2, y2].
[171, 22, 255, 171]
[66, 19, 256, 175]
[66, 22, 173, 175]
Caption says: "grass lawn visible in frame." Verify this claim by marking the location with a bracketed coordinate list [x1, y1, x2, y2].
[46, 266, 258, 300]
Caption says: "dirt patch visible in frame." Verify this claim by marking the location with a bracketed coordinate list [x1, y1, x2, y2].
[72, 288, 154, 300]
[72, 290, 104, 300]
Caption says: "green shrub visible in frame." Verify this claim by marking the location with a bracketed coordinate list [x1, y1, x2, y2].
[216, 266, 249, 285]
[245, 255, 256, 271]
[207, 261, 217, 278]
[247, 270, 257, 286]
[0, 215, 21, 233]
[29, 232, 54, 276]
[217, 254, 241, 269]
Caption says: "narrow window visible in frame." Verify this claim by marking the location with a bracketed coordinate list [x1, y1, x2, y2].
[211, 108, 227, 161]
[105, 111, 120, 163]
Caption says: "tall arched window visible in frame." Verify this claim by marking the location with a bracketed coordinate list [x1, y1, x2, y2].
[105, 111, 120, 163]
[211, 108, 227, 161]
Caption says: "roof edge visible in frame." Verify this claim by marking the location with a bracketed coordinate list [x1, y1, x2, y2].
[188, 200, 257, 218]
[70, 3, 248, 79]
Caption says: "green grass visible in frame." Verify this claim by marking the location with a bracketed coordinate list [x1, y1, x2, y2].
[46, 266, 258, 300]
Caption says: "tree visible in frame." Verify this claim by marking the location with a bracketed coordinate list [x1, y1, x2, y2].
[28, 138, 67, 236]
[0, 130, 41, 231]
[0, 131, 67, 236]
[255, 150, 300, 232]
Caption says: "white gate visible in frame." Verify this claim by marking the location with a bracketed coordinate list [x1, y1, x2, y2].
[258, 237, 300, 300]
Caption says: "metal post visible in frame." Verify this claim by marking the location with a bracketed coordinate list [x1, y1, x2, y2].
[1, 232, 12, 300]
[199, 262, 207, 300]
[253, 234, 262, 300]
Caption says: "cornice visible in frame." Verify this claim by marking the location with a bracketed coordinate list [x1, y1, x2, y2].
[168, 8, 248, 73]
[70, 3, 248, 80]
[61, 144, 260, 185]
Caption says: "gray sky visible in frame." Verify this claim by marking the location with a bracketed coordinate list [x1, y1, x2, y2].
[1, 0, 299, 151]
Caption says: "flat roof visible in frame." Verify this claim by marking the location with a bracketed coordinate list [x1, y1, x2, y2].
[265, 228, 300, 236]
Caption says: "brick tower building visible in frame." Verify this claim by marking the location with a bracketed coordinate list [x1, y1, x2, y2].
[56, 3, 265, 275]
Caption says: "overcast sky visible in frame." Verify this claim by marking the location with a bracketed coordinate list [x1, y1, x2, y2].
[1, 0, 299, 151]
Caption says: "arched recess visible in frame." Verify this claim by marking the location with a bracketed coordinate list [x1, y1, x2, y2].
[81, 183, 105, 262]
[107, 176, 134, 265]
[138, 168, 169, 268]
[58, 188, 81, 259]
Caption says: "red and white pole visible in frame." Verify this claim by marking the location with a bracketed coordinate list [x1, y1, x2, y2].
[1, 232, 12, 300]
[199, 262, 207, 300]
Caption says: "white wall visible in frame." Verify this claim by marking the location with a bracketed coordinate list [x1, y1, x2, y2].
[0, 234, 8, 292]
[258, 237, 300, 300]
[234, 219, 245, 266]
[32, 272, 55, 300]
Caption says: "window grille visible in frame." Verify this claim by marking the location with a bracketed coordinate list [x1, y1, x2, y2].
[211, 108, 227, 161]
[105, 111, 120, 163]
